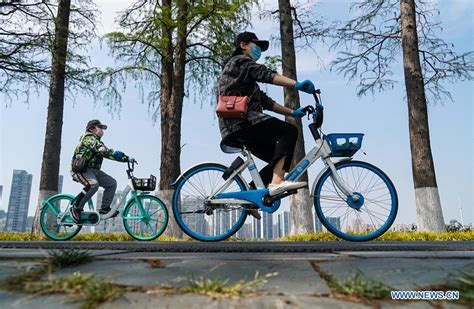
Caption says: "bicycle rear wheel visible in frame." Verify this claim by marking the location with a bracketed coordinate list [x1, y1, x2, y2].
[314, 160, 398, 241]
[172, 163, 248, 241]
[40, 194, 83, 241]
[123, 195, 169, 241]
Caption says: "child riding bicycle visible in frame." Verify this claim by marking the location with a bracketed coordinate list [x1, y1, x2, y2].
[70, 119, 134, 223]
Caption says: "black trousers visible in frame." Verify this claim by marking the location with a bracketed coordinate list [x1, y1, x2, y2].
[224, 117, 298, 188]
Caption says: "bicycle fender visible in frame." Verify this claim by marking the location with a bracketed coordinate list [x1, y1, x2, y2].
[310, 158, 352, 197]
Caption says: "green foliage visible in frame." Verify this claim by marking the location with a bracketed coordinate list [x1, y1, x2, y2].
[0, 0, 100, 102]
[48, 249, 93, 268]
[96, 0, 256, 114]
[263, 55, 282, 72]
[446, 221, 471, 232]
[281, 231, 474, 241]
[0, 264, 50, 291]
[332, 271, 393, 300]
[182, 271, 276, 297]
[26, 272, 130, 309]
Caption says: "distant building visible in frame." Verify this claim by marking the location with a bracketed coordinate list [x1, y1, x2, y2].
[5, 170, 33, 232]
[26, 216, 34, 232]
[253, 217, 262, 239]
[327, 217, 341, 232]
[314, 212, 323, 232]
[0, 185, 3, 209]
[272, 223, 279, 239]
[263, 212, 273, 239]
[236, 222, 253, 240]
[0, 209, 6, 231]
[351, 218, 363, 233]
[58, 175, 64, 193]
[277, 211, 290, 238]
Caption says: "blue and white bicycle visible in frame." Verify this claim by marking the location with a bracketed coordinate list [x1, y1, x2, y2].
[171, 90, 398, 242]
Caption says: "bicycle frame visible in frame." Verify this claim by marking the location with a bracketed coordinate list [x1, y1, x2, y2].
[210, 136, 357, 213]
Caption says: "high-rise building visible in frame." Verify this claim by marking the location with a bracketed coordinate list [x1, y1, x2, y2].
[351, 218, 363, 232]
[0, 185, 3, 209]
[263, 212, 273, 239]
[272, 223, 279, 239]
[327, 217, 341, 232]
[0, 209, 7, 232]
[277, 211, 290, 238]
[253, 217, 262, 239]
[58, 175, 64, 193]
[26, 216, 34, 232]
[314, 213, 323, 232]
[241, 222, 253, 239]
[5, 170, 33, 232]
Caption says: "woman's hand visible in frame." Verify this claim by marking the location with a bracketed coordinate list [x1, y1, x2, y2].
[291, 107, 306, 118]
[294, 80, 315, 94]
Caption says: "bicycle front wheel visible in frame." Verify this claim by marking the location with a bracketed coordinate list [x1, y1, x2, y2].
[123, 195, 169, 241]
[40, 194, 82, 241]
[314, 160, 398, 241]
[172, 163, 248, 242]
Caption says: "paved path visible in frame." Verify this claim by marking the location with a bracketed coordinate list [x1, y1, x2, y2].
[0, 243, 472, 308]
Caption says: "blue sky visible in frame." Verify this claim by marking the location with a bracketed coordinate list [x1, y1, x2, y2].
[0, 0, 472, 226]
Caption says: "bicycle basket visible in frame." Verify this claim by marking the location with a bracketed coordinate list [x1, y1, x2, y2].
[132, 175, 156, 191]
[325, 133, 364, 157]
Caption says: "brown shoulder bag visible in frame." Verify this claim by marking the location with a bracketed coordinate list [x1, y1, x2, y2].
[215, 86, 257, 119]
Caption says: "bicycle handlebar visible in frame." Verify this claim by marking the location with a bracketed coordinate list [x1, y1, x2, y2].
[126, 158, 138, 172]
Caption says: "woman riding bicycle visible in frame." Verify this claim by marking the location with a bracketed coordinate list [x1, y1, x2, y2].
[218, 31, 316, 197]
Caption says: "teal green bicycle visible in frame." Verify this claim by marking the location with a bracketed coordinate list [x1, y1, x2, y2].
[40, 160, 168, 241]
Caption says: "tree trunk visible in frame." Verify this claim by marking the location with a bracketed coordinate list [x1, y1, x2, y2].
[278, 0, 314, 235]
[158, 0, 185, 238]
[400, 0, 445, 231]
[32, 0, 71, 235]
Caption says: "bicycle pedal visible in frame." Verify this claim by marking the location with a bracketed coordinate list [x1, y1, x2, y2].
[263, 189, 298, 206]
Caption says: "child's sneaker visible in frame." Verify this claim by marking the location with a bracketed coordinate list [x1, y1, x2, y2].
[70, 206, 82, 223]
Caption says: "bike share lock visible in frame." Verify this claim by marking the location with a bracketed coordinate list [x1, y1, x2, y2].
[222, 156, 244, 180]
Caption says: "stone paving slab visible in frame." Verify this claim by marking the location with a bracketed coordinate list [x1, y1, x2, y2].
[97, 251, 342, 261]
[317, 258, 474, 290]
[49, 259, 330, 295]
[380, 300, 450, 308]
[0, 291, 83, 309]
[336, 251, 474, 259]
[101, 292, 373, 309]
[0, 261, 45, 282]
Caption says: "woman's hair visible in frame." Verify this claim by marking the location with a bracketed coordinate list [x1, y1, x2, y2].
[223, 46, 244, 67]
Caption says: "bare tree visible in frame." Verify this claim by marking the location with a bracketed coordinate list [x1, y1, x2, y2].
[96, 0, 254, 237]
[260, 1, 333, 235]
[0, 0, 98, 103]
[27, 0, 98, 235]
[276, 0, 314, 235]
[330, 0, 474, 231]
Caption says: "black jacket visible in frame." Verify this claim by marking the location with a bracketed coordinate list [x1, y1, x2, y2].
[217, 54, 277, 152]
